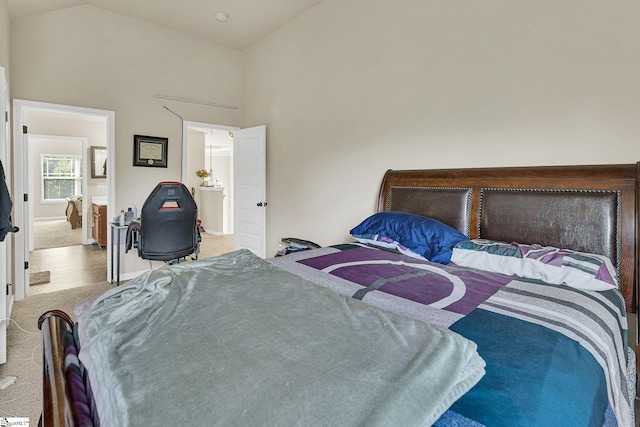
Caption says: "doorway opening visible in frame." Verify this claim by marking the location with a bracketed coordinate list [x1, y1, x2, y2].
[27, 133, 104, 295]
[183, 121, 237, 258]
[13, 100, 115, 299]
[28, 135, 88, 249]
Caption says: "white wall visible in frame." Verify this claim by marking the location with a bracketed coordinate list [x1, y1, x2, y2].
[186, 129, 206, 206]
[244, 0, 640, 254]
[0, 0, 9, 72]
[10, 5, 243, 275]
[210, 154, 231, 189]
[210, 152, 232, 233]
[8, 1, 640, 261]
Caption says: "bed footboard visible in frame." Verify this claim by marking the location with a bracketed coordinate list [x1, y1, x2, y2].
[38, 310, 98, 427]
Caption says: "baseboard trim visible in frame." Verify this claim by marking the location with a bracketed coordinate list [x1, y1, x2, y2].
[203, 229, 224, 236]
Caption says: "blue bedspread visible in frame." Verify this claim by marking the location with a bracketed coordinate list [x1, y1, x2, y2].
[270, 244, 634, 427]
[447, 309, 610, 427]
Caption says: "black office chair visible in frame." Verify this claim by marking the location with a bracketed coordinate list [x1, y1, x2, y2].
[126, 182, 201, 262]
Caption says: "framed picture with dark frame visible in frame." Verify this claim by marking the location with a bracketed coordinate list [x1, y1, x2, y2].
[133, 135, 168, 168]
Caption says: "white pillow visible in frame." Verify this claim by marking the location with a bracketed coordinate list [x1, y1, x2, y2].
[451, 239, 618, 291]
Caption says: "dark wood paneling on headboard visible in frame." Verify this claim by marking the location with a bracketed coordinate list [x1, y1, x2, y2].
[479, 189, 619, 266]
[384, 187, 473, 236]
[378, 164, 639, 313]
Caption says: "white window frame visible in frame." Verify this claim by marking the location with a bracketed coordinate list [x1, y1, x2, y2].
[40, 153, 83, 203]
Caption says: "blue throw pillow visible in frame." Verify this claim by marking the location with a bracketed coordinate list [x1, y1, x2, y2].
[350, 211, 467, 264]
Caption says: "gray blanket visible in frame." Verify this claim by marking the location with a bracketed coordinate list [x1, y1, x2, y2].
[83, 250, 485, 426]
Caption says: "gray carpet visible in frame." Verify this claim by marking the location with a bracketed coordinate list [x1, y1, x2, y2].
[0, 281, 113, 422]
[33, 219, 83, 250]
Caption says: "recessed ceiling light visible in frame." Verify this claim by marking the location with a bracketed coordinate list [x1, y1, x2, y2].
[215, 11, 229, 22]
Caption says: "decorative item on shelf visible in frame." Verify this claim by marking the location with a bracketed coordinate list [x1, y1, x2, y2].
[196, 168, 211, 186]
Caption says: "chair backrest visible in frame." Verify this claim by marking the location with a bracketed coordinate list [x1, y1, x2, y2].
[138, 182, 199, 261]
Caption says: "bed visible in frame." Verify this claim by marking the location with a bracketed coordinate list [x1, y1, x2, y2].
[38, 163, 639, 426]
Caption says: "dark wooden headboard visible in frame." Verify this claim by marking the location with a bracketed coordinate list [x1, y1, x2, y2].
[377, 163, 639, 314]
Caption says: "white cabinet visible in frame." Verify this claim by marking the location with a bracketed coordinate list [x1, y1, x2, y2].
[199, 187, 224, 235]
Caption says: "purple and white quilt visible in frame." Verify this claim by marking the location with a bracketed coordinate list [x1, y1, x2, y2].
[270, 243, 634, 427]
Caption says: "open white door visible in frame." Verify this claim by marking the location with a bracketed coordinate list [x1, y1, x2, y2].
[12, 111, 30, 300]
[0, 67, 9, 364]
[233, 125, 266, 258]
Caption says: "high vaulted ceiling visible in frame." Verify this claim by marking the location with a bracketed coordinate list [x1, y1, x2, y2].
[5, 0, 325, 51]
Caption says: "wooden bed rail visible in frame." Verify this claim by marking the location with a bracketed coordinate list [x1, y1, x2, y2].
[38, 310, 77, 427]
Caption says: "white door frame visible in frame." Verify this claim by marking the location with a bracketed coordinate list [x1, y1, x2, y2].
[28, 135, 90, 251]
[0, 66, 9, 364]
[12, 99, 115, 300]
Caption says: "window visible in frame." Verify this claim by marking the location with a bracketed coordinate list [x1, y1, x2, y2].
[41, 154, 83, 201]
